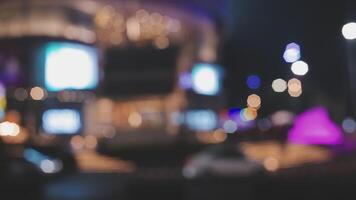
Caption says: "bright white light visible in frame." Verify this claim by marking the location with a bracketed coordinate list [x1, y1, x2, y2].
[192, 64, 220, 96]
[186, 110, 218, 131]
[45, 43, 98, 91]
[291, 61, 309, 76]
[40, 159, 62, 174]
[272, 79, 287, 92]
[342, 22, 356, 40]
[40, 159, 55, 173]
[223, 120, 238, 133]
[42, 109, 81, 134]
[342, 118, 356, 133]
[283, 43, 301, 63]
[0, 121, 20, 136]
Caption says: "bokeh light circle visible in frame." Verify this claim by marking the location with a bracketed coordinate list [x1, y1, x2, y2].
[291, 61, 309, 76]
[247, 94, 261, 109]
[246, 75, 261, 90]
[283, 43, 301, 63]
[272, 79, 287, 93]
[342, 22, 356, 40]
[240, 107, 258, 121]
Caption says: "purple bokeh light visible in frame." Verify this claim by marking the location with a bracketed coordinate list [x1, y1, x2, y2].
[0, 82, 5, 97]
[178, 72, 192, 89]
[288, 107, 343, 145]
[0, 56, 22, 85]
[283, 42, 301, 63]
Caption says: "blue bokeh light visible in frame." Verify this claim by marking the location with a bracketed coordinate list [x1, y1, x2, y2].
[246, 75, 261, 90]
[186, 110, 218, 131]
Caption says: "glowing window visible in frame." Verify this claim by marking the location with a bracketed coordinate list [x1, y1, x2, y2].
[192, 63, 221, 96]
[186, 110, 218, 131]
[42, 109, 81, 134]
[45, 43, 98, 91]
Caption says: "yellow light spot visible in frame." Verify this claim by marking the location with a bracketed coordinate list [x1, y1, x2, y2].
[110, 33, 123, 45]
[126, 17, 141, 41]
[247, 94, 261, 109]
[288, 78, 302, 97]
[199, 47, 217, 63]
[288, 89, 303, 97]
[288, 78, 302, 91]
[151, 12, 163, 24]
[71, 135, 85, 150]
[263, 157, 279, 172]
[196, 130, 227, 144]
[95, 5, 115, 28]
[153, 36, 169, 49]
[30, 87, 46, 100]
[0, 98, 6, 109]
[213, 129, 228, 143]
[85, 135, 98, 149]
[136, 9, 149, 22]
[128, 112, 142, 128]
[112, 14, 125, 31]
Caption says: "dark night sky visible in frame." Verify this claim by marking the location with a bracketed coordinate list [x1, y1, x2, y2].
[222, 0, 352, 119]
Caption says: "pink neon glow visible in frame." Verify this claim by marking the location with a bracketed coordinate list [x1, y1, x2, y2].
[288, 107, 343, 145]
